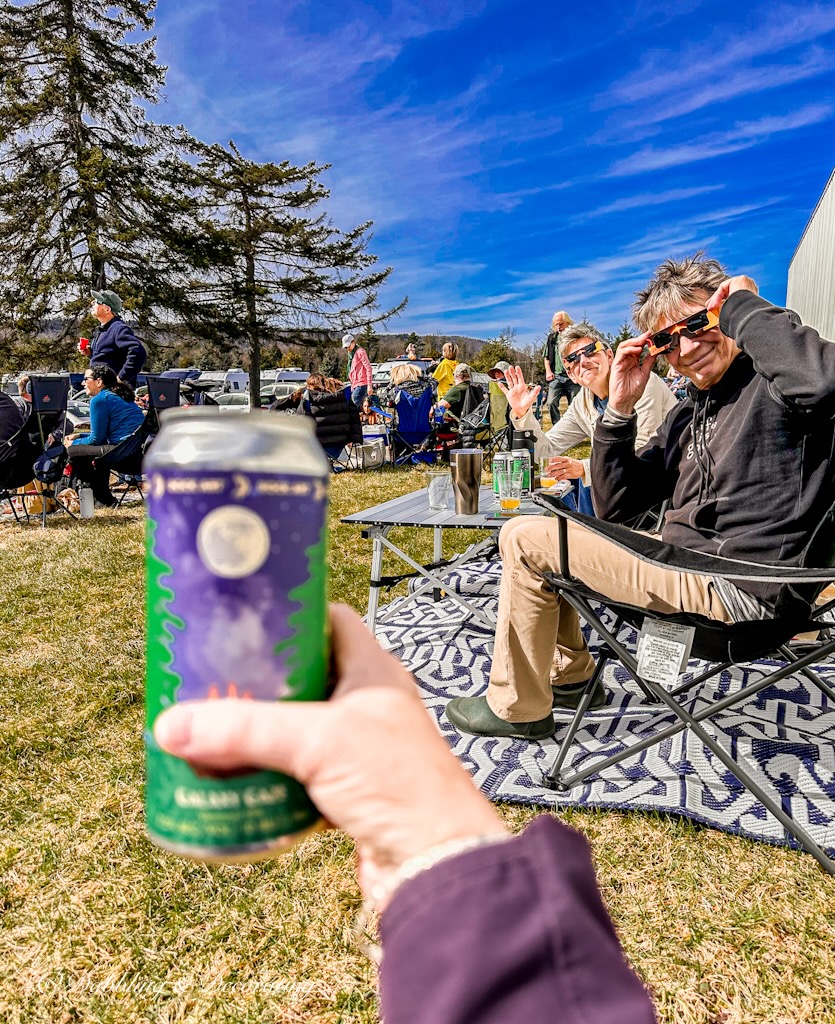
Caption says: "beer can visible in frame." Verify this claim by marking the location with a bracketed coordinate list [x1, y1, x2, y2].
[143, 410, 330, 862]
[492, 451, 531, 499]
[492, 452, 514, 499]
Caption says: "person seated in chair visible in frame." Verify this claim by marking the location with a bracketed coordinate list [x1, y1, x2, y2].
[445, 253, 835, 739]
[271, 374, 362, 461]
[68, 365, 145, 507]
[436, 363, 484, 426]
[0, 390, 38, 490]
[381, 362, 434, 409]
[502, 323, 678, 514]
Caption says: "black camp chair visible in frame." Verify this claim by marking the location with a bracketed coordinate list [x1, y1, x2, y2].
[144, 374, 181, 433]
[71, 377, 177, 507]
[28, 375, 76, 527]
[529, 491, 835, 875]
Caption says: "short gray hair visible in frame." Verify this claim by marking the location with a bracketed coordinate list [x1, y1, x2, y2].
[559, 322, 609, 361]
[633, 252, 727, 332]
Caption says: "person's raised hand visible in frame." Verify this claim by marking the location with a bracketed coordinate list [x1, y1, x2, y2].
[154, 604, 507, 907]
[498, 365, 539, 419]
[706, 275, 758, 316]
[607, 334, 655, 417]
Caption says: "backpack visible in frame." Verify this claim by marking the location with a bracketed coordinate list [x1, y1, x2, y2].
[33, 442, 68, 484]
[459, 383, 484, 420]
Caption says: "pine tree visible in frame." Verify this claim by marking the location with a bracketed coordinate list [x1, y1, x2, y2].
[0, 0, 194, 363]
[179, 140, 405, 406]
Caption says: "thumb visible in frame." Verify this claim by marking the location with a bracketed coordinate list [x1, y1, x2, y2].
[154, 698, 327, 781]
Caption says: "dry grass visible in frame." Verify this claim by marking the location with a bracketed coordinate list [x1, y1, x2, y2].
[0, 467, 834, 1024]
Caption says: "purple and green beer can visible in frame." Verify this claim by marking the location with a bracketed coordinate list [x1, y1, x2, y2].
[144, 411, 330, 862]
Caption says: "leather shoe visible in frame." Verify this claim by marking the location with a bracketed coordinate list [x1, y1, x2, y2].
[551, 677, 606, 711]
[445, 695, 555, 740]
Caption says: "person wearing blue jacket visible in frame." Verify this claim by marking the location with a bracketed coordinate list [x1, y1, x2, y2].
[88, 290, 147, 387]
[69, 365, 145, 506]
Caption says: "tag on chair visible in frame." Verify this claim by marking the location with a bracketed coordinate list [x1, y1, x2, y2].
[636, 620, 695, 686]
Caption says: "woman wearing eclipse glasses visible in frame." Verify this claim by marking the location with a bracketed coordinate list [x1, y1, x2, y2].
[499, 321, 677, 513]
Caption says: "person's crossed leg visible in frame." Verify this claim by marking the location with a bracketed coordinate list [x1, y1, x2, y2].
[445, 515, 732, 739]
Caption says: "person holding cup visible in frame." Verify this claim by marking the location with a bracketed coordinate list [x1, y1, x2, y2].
[499, 323, 677, 514]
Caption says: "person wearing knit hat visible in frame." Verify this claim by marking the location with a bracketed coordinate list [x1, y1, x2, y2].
[88, 289, 147, 387]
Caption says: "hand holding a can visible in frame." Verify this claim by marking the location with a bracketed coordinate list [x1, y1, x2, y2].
[154, 604, 507, 907]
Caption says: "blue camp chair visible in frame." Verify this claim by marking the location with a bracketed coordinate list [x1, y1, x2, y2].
[389, 386, 435, 465]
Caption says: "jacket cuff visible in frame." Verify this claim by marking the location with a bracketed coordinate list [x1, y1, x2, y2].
[594, 412, 637, 445]
[719, 289, 773, 341]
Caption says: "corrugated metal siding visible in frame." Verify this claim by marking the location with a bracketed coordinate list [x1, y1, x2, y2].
[787, 166, 835, 341]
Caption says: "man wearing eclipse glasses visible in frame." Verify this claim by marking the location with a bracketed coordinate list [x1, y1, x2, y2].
[446, 252, 835, 740]
[497, 321, 677, 513]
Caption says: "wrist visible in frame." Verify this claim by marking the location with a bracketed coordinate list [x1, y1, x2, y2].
[360, 790, 507, 905]
[371, 830, 511, 910]
[607, 400, 635, 417]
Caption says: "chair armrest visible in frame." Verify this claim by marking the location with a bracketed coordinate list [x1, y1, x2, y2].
[532, 492, 835, 586]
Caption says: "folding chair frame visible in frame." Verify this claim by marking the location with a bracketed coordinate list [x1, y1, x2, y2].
[29, 375, 78, 528]
[529, 496, 835, 875]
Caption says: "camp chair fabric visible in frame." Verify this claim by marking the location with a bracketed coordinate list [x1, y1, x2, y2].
[26, 376, 76, 527]
[390, 386, 435, 464]
[144, 374, 181, 433]
[528, 491, 835, 874]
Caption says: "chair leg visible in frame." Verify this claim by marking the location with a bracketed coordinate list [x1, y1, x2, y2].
[777, 644, 835, 703]
[542, 653, 610, 791]
[646, 670, 835, 875]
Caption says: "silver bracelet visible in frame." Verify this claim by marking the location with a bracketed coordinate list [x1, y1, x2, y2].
[353, 831, 511, 963]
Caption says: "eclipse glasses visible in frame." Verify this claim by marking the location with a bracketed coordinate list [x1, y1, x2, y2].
[648, 308, 719, 356]
[564, 340, 605, 366]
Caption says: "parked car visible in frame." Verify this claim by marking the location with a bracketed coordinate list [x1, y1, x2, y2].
[214, 393, 250, 413]
[372, 358, 433, 387]
[259, 382, 301, 403]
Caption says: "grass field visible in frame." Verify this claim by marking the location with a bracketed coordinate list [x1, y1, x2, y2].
[1, 466, 834, 1024]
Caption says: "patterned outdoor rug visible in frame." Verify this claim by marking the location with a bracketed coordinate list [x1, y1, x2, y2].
[375, 559, 835, 858]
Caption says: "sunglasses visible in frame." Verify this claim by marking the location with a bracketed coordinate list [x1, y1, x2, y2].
[648, 308, 719, 356]
[564, 340, 605, 366]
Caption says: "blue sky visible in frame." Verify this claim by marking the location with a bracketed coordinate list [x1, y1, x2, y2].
[152, 0, 835, 344]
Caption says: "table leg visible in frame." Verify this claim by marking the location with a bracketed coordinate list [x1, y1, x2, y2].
[433, 525, 442, 603]
[367, 527, 386, 632]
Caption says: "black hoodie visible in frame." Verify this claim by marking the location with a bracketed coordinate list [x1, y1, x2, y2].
[592, 291, 835, 605]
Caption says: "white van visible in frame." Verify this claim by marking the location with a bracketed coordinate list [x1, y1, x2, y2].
[222, 370, 249, 393]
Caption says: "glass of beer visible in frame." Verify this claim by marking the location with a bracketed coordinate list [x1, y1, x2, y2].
[495, 458, 524, 512]
[539, 457, 557, 489]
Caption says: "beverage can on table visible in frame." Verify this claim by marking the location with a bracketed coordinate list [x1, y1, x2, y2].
[144, 411, 330, 863]
[493, 451, 531, 500]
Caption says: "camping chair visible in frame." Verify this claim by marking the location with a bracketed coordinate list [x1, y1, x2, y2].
[28, 375, 76, 527]
[0, 397, 37, 524]
[144, 374, 181, 433]
[390, 386, 436, 465]
[486, 382, 510, 456]
[528, 491, 835, 874]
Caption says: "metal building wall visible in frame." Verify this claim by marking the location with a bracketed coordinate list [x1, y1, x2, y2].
[787, 166, 835, 341]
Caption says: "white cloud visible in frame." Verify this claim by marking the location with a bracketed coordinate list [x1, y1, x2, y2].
[581, 185, 725, 218]
[606, 104, 833, 176]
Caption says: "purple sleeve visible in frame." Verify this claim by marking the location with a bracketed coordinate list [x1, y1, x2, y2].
[379, 816, 655, 1024]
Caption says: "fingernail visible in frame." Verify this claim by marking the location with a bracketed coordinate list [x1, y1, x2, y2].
[154, 705, 194, 753]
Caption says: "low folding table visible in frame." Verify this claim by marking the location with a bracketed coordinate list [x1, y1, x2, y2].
[342, 485, 543, 633]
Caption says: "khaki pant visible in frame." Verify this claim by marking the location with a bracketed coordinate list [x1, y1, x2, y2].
[486, 516, 734, 722]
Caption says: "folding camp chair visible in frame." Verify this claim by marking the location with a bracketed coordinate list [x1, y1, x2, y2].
[144, 374, 181, 433]
[528, 491, 835, 874]
[390, 387, 436, 465]
[28, 375, 76, 527]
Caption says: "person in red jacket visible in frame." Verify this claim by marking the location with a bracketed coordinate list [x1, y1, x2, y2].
[343, 333, 374, 408]
[154, 605, 656, 1024]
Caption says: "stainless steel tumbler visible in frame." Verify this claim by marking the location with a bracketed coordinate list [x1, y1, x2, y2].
[450, 449, 483, 514]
